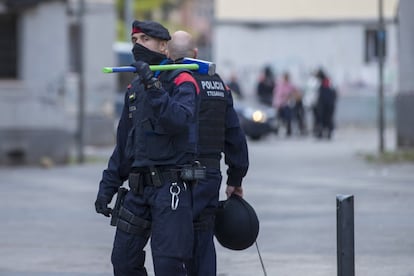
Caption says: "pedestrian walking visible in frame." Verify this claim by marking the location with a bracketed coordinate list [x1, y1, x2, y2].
[273, 72, 306, 136]
[256, 65, 275, 107]
[94, 20, 200, 276]
[227, 73, 244, 99]
[313, 68, 337, 139]
[167, 30, 249, 276]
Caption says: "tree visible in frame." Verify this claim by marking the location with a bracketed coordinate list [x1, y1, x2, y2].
[115, 0, 188, 41]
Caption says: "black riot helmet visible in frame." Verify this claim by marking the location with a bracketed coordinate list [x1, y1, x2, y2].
[214, 194, 260, 250]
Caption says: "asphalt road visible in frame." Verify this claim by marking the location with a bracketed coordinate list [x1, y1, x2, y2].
[1, 127, 414, 276]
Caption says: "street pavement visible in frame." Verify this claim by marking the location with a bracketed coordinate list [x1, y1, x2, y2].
[1, 126, 414, 276]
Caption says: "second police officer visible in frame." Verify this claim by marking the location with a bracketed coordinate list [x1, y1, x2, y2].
[167, 30, 250, 276]
[94, 21, 200, 276]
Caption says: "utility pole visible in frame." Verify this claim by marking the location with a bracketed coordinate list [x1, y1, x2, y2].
[378, 0, 385, 153]
[77, 0, 86, 163]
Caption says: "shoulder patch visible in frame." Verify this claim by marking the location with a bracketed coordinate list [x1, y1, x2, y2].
[174, 72, 200, 94]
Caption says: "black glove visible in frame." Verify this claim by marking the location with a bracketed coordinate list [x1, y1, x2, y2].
[131, 61, 154, 85]
[95, 197, 112, 217]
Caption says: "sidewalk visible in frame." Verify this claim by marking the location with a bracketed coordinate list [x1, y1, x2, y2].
[1, 126, 413, 276]
[219, 127, 414, 276]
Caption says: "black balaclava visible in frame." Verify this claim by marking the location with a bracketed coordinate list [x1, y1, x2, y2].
[132, 43, 167, 65]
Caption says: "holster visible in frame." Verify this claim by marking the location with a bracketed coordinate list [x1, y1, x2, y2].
[110, 187, 128, 226]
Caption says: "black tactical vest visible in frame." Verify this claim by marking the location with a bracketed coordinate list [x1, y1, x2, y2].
[125, 70, 197, 167]
[194, 73, 227, 157]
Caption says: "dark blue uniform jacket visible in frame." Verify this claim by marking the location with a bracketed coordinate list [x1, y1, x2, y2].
[97, 70, 199, 202]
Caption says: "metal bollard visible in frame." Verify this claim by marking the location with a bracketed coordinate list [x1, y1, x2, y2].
[336, 194, 355, 276]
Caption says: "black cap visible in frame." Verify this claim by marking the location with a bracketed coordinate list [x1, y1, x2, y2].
[131, 20, 171, 41]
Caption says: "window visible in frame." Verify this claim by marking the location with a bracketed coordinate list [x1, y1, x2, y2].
[365, 28, 387, 63]
[0, 13, 18, 79]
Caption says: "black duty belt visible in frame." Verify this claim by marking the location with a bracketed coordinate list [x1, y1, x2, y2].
[129, 166, 180, 195]
[129, 171, 177, 186]
[198, 158, 220, 169]
[131, 165, 178, 173]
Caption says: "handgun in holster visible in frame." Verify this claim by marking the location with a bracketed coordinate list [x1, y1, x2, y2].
[110, 187, 128, 226]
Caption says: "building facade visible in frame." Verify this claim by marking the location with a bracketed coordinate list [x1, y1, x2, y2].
[0, 0, 116, 165]
[213, 0, 399, 126]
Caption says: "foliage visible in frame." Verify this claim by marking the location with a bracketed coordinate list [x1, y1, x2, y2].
[363, 149, 414, 164]
[115, 0, 185, 41]
[116, 20, 126, 41]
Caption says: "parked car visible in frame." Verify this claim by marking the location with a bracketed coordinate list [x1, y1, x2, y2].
[233, 97, 279, 140]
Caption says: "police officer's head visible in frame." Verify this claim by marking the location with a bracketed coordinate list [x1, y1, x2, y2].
[131, 20, 171, 64]
[167, 30, 198, 62]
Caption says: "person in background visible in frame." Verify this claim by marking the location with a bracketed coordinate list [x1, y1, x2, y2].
[256, 65, 275, 106]
[273, 72, 301, 136]
[293, 90, 307, 135]
[227, 73, 244, 99]
[314, 68, 337, 139]
[167, 30, 249, 276]
[94, 20, 200, 276]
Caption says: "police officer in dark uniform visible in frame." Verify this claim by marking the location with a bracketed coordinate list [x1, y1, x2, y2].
[94, 21, 200, 276]
[167, 30, 249, 276]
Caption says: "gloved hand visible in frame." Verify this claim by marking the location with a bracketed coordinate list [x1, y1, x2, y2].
[94, 197, 112, 217]
[131, 61, 154, 85]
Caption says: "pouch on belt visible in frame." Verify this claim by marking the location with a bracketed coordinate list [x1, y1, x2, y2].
[128, 172, 143, 195]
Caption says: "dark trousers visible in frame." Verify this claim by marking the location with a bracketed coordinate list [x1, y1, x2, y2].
[187, 168, 222, 276]
[293, 100, 307, 134]
[278, 106, 293, 135]
[111, 178, 193, 276]
[314, 103, 335, 138]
